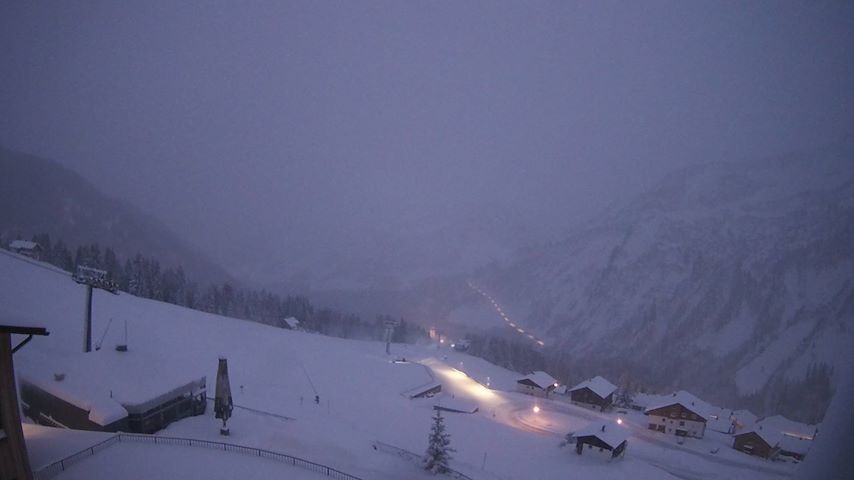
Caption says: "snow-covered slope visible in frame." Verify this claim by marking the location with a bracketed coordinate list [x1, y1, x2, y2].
[3, 241, 799, 479]
[0, 248, 684, 480]
[471, 147, 854, 421]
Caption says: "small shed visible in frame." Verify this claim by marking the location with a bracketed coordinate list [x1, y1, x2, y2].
[282, 317, 300, 330]
[9, 240, 42, 260]
[433, 396, 478, 414]
[568, 376, 617, 411]
[402, 381, 442, 399]
[516, 371, 558, 398]
[573, 422, 628, 459]
[732, 427, 781, 459]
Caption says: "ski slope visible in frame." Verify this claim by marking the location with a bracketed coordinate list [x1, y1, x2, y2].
[1, 250, 797, 479]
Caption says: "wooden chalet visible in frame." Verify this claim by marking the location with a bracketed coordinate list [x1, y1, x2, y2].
[572, 421, 628, 460]
[1, 321, 49, 480]
[515, 371, 558, 398]
[644, 391, 711, 438]
[568, 376, 617, 411]
[732, 416, 816, 461]
[732, 427, 781, 459]
[8, 240, 42, 260]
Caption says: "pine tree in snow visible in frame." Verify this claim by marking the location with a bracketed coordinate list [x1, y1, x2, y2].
[423, 410, 454, 474]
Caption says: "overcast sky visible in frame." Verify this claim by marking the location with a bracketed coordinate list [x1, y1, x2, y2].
[2, 1, 852, 289]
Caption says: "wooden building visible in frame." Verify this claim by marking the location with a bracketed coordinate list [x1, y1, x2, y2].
[515, 371, 558, 398]
[732, 428, 781, 459]
[21, 376, 206, 434]
[644, 391, 711, 438]
[1, 322, 49, 480]
[732, 416, 816, 461]
[572, 421, 628, 460]
[568, 376, 617, 411]
[8, 241, 41, 260]
[18, 349, 207, 435]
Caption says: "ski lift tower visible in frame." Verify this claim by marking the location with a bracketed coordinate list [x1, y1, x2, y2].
[384, 318, 400, 355]
[72, 265, 119, 353]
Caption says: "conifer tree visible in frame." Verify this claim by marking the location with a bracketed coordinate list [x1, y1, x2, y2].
[423, 410, 454, 474]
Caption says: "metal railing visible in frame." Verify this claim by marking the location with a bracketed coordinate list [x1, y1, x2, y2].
[34, 435, 121, 479]
[35, 433, 362, 480]
[372, 440, 474, 480]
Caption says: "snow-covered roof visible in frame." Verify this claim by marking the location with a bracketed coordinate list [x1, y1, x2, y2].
[283, 317, 300, 329]
[0, 312, 49, 335]
[707, 407, 735, 433]
[644, 390, 713, 420]
[434, 395, 478, 414]
[778, 435, 812, 455]
[736, 426, 783, 447]
[19, 348, 206, 426]
[568, 376, 617, 399]
[630, 392, 668, 409]
[573, 421, 629, 449]
[733, 409, 758, 424]
[757, 415, 817, 440]
[9, 240, 39, 250]
[554, 385, 568, 395]
[517, 371, 558, 390]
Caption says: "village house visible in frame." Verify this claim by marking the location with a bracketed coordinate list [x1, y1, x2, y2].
[515, 371, 558, 398]
[568, 376, 617, 411]
[756, 415, 817, 440]
[732, 415, 817, 461]
[572, 421, 628, 460]
[8, 240, 42, 260]
[733, 426, 782, 459]
[644, 391, 711, 438]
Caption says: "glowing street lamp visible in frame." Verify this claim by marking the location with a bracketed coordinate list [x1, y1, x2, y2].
[533, 405, 540, 413]
[617, 418, 623, 425]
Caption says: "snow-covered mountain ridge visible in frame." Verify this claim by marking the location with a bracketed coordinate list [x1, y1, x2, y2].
[472, 148, 854, 422]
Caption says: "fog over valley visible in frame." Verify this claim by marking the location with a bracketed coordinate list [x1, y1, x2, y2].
[1, 2, 853, 480]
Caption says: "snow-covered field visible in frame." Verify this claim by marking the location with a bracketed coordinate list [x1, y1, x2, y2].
[2, 251, 799, 479]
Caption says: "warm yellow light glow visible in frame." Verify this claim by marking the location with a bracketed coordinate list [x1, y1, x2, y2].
[617, 418, 623, 425]
[431, 365, 497, 401]
[533, 405, 540, 413]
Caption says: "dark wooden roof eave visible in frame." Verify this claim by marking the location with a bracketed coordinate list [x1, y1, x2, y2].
[0, 324, 50, 336]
